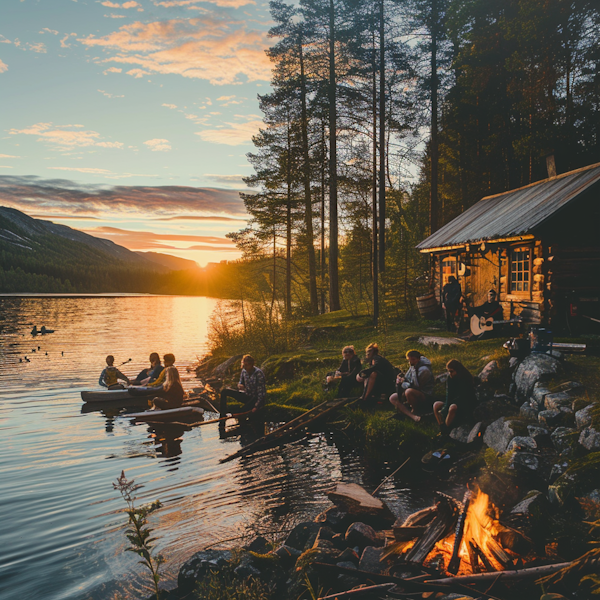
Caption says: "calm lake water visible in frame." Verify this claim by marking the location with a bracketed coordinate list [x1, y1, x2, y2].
[0, 295, 438, 600]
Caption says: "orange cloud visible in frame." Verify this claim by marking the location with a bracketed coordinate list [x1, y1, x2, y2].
[9, 122, 123, 151]
[154, 0, 255, 7]
[78, 17, 271, 85]
[0, 59, 8, 73]
[84, 225, 238, 251]
[143, 138, 172, 151]
[196, 119, 262, 146]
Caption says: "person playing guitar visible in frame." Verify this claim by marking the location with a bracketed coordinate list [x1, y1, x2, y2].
[470, 289, 503, 338]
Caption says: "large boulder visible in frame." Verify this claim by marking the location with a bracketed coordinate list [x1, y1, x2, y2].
[551, 427, 577, 454]
[576, 404, 594, 430]
[538, 409, 563, 427]
[285, 522, 322, 551]
[507, 436, 537, 451]
[579, 427, 600, 451]
[478, 360, 499, 383]
[514, 354, 563, 401]
[178, 549, 232, 592]
[327, 483, 394, 525]
[483, 417, 518, 453]
[345, 522, 382, 551]
[212, 354, 243, 378]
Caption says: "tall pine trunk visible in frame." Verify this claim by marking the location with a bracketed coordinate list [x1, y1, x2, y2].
[286, 121, 293, 316]
[320, 121, 327, 314]
[372, 15, 379, 326]
[299, 41, 319, 314]
[328, 0, 340, 311]
[378, 0, 386, 273]
[429, 0, 439, 235]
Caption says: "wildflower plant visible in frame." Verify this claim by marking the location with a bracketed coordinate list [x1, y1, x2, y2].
[113, 471, 163, 599]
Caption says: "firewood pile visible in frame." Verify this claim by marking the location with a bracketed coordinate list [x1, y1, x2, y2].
[311, 482, 596, 600]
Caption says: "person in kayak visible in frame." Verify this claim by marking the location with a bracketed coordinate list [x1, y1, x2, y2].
[219, 354, 266, 417]
[99, 355, 130, 389]
[146, 353, 175, 387]
[151, 366, 185, 410]
[132, 352, 163, 385]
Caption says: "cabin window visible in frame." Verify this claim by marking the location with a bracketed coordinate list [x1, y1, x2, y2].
[510, 247, 531, 294]
[441, 257, 457, 285]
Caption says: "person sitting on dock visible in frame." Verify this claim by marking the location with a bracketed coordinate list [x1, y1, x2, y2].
[433, 359, 477, 434]
[151, 366, 185, 410]
[219, 354, 266, 417]
[31, 326, 38, 335]
[99, 355, 131, 389]
[389, 350, 434, 422]
[326, 345, 362, 398]
[146, 353, 175, 387]
[132, 352, 163, 385]
[356, 343, 396, 404]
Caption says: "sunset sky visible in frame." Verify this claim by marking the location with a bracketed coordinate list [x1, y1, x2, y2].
[0, 0, 275, 265]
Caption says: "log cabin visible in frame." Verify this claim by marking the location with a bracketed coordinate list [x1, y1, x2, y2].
[416, 162, 600, 333]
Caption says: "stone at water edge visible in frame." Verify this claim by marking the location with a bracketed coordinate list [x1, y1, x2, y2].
[514, 354, 563, 401]
[314, 506, 352, 533]
[579, 427, 600, 451]
[345, 522, 382, 551]
[271, 544, 302, 567]
[358, 546, 387, 574]
[478, 360, 499, 383]
[284, 522, 321, 551]
[177, 549, 233, 593]
[327, 483, 394, 524]
[244, 535, 269, 554]
[483, 417, 517, 453]
[234, 555, 262, 579]
[576, 404, 594, 430]
[507, 436, 537, 451]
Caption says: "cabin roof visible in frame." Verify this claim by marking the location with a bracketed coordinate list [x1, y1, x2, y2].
[417, 162, 600, 251]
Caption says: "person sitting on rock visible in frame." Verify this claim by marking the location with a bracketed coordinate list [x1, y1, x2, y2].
[389, 350, 434, 422]
[433, 359, 477, 434]
[219, 354, 266, 417]
[356, 343, 396, 404]
[325, 345, 363, 398]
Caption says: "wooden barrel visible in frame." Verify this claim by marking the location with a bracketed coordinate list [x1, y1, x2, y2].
[416, 292, 441, 319]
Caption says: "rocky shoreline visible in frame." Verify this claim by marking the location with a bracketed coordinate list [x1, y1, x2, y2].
[153, 348, 600, 600]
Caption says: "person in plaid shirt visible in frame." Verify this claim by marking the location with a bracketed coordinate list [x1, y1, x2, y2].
[219, 354, 266, 417]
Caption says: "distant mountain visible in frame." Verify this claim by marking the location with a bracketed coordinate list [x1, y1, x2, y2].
[136, 251, 198, 271]
[0, 206, 164, 270]
[0, 206, 238, 295]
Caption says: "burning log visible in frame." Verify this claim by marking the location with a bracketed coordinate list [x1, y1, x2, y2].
[448, 491, 472, 574]
[467, 541, 481, 573]
[471, 541, 496, 572]
[427, 561, 572, 585]
[405, 493, 459, 565]
[393, 526, 426, 541]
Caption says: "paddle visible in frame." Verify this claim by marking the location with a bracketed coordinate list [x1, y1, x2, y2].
[119, 358, 132, 366]
[142, 411, 254, 428]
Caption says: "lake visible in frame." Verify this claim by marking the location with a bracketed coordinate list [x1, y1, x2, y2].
[0, 295, 438, 600]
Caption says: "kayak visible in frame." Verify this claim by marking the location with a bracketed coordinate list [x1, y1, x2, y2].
[127, 406, 205, 422]
[81, 387, 157, 403]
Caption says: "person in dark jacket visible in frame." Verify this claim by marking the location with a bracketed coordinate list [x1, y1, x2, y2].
[433, 359, 477, 433]
[442, 276, 463, 332]
[356, 343, 396, 403]
[326, 346, 362, 398]
[152, 366, 185, 410]
[132, 352, 163, 385]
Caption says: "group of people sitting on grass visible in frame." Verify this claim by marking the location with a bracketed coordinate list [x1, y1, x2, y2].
[327, 343, 477, 434]
[99, 352, 185, 409]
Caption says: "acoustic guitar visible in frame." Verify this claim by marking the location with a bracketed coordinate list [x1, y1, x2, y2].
[470, 315, 494, 336]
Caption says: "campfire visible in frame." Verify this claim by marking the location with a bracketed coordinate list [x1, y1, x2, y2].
[425, 489, 518, 575]
[392, 486, 532, 576]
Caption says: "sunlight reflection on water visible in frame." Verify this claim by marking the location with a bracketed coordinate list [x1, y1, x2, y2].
[0, 295, 437, 600]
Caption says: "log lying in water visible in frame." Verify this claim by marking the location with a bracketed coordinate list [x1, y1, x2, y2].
[220, 396, 359, 463]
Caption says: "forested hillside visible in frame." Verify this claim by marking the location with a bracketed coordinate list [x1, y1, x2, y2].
[233, 0, 600, 323]
[0, 208, 239, 296]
